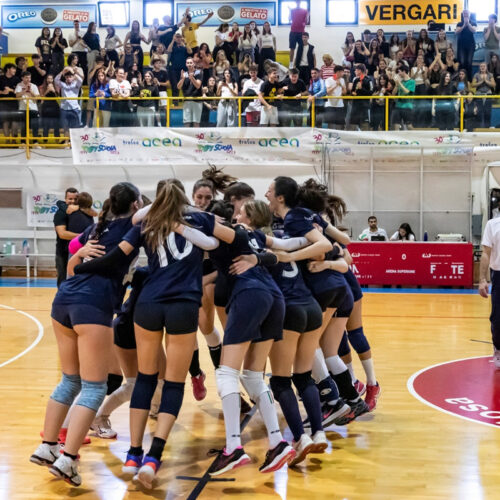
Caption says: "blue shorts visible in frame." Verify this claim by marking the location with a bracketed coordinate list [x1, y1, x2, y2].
[283, 298, 323, 334]
[335, 286, 354, 318]
[51, 302, 112, 329]
[113, 311, 136, 349]
[314, 286, 348, 312]
[289, 31, 304, 50]
[345, 269, 363, 302]
[224, 289, 285, 345]
[134, 300, 199, 334]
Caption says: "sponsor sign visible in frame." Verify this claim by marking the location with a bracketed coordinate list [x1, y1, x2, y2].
[359, 0, 463, 25]
[348, 242, 473, 286]
[1, 4, 96, 29]
[176, 2, 276, 26]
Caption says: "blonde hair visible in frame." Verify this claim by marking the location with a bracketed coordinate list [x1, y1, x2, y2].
[323, 54, 333, 64]
[243, 200, 272, 235]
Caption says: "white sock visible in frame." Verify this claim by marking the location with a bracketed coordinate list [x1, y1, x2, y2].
[151, 379, 164, 408]
[312, 348, 330, 383]
[257, 391, 283, 449]
[204, 328, 221, 348]
[346, 362, 356, 382]
[325, 355, 347, 376]
[222, 393, 242, 454]
[97, 377, 136, 417]
[361, 358, 377, 386]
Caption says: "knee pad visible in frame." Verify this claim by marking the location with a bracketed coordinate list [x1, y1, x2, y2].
[158, 380, 185, 418]
[240, 370, 268, 403]
[107, 373, 124, 395]
[130, 371, 158, 410]
[76, 379, 107, 412]
[269, 375, 292, 401]
[50, 373, 81, 406]
[347, 327, 370, 354]
[338, 331, 351, 357]
[292, 371, 315, 395]
[215, 365, 240, 400]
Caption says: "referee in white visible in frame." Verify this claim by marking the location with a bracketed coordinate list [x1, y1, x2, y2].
[479, 216, 500, 369]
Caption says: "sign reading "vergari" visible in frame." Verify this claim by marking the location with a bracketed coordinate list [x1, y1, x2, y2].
[359, 0, 464, 25]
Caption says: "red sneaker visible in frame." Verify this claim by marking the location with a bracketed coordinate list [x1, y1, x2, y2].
[354, 379, 366, 396]
[365, 383, 381, 411]
[191, 371, 207, 401]
[40, 428, 91, 445]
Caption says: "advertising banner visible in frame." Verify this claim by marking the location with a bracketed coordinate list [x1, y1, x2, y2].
[348, 242, 473, 286]
[26, 193, 60, 228]
[359, 0, 463, 25]
[176, 2, 276, 26]
[1, 4, 96, 29]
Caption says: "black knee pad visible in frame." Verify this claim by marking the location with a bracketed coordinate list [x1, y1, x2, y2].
[130, 372, 158, 410]
[292, 371, 315, 395]
[270, 375, 292, 401]
[107, 373, 124, 395]
[159, 380, 185, 418]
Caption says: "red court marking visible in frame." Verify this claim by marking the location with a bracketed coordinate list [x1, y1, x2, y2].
[408, 356, 500, 429]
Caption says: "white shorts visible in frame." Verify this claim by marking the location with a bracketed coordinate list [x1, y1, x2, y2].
[183, 101, 203, 124]
[260, 106, 279, 125]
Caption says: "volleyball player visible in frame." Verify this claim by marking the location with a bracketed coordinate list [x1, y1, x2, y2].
[30, 182, 143, 487]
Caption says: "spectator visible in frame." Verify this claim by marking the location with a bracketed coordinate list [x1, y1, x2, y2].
[157, 13, 185, 51]
[428, 53, 443, 91]
[83, 22, 100, 76]
[376, 28, 390, 59]
[350, 63, 373, 131]
[464, 91, 478, 131]
[15, 71, 40, 144]
[241, 64, 263, 126]
[390, 223, 416, 241]
[401, 30, 417, 67]
[134, 71, 159, 127]
[109, 67, 133, 126]
[54, 66, 83, 143]
[67, 192, 95, 234]
[374, 58, 392, 80]
[320, 54, 335, 80]
[389, 34, 401, 60]
[294, 32, 315, 85]
[411, 54, 429, 127]
[392, 64, 415, 130]
[87, 55, 108, 84]
[432, 72, 457, 130]
[182, 11, 213, 54]
[124, 20, 149, 73]
[362, 29, 372, 45]
[456, 68, 471, 94]
[119, 43, 136, 74]
[213, 50, 230, 81]
[472, 62, 496, 128]
[0, 63, 20, 141]
[324, 65, 346, 129]
[104, 26, 122, 66]
[444, 47, 459, 77]
[371, 74, 393, 131]
[259, 22, 276, 76]
[342, 31, 356, 66]
[216, 68, 238, 127]
[249, 21, 261, 65]
[15, 56, 27, 78]
[50, 28, 68, 75]
[487, 53, 500, 92]
[167, 33, 191, 99]
[67, 53, 85, 81]
[27, 54, 47, 88]
[177, 57, 203, 127]
[53, 187, 79, 287]
[239, 24, 257, 62]
[263, 59, 289, 82]
[228, 22, 242, 64]
[367, 38, 381, 75]
[89, 68, 111, 127]
[40, 74, 60, 142]
[35, 27, 52, 72]
[193, 43, 212, 85]
[201, 76, 218, 126]
[238, 53, 252, 86]
[280, 67, 307, 126]
[68, 20, 89, 83]
[349, 40, 369, 69]
[148, 18, 161, 55]
[151, 57, 169, 94]
[456, 9, 477, 80]
[307, 67, 326, 126]
[152, 43, 168, 68]
[359, 216, 388, 241]
[388, 49, 407, 73]
[213, 23, 231, 62]
[258, 67, 283, 126]
[435, 29, 451, 62]
[484, 14, 500, 62]
[417, 28, 435, 66]
[289, 0, 309, 68]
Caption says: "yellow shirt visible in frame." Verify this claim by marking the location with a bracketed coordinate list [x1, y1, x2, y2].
[182, 23, 200, 49]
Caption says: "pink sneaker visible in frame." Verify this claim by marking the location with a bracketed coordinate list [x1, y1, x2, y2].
[365, 383, 381, 411]
[191, 371, 207, 401]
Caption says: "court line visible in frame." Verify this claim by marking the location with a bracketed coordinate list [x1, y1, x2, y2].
[470, 339, 494, 345]
[0, 304, 44, 368]
[407, 355, 499, 430]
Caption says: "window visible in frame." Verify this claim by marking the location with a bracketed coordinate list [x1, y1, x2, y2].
[327, 0, 358, 25]
[278, 1, 310, 26]
[144, 0, 174, 27]
[98, 2, 130, 27]
[470, 0, 497, 23]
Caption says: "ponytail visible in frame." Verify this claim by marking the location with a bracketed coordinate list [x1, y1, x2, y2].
[200, 164, 237, 195]
[296, 178, 328, 214]
[326, 194, 347, 225]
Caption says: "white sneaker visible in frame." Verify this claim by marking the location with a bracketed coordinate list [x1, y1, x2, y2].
[494, 348, 500, 369]
[289, 433, 314, 466]
[49, 455, 82, 486]
[30, 442, 60, 466]
[90, 415, 117, 439]
[311, 430, 329, 453]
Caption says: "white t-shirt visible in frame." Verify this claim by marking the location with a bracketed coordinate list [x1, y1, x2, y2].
[299, 45, 309, 67]
[242, 77, 262, 112]
[15, 82, 39, 111]
[482, 217, 500, 270]
[358, 227, 389, 241]
[109, 78, 131, 97]
[390, 231, 415, 241]
[69, 30, 87, 52]
[325, 77, 345, 108]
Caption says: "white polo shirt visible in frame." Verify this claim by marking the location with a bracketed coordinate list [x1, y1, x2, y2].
[482, 217, 500, 270]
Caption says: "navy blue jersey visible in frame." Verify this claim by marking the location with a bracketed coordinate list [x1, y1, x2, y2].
[54, 216, 139, 312]
[121, 266, 149, 316]
[124, 211, 215, 305]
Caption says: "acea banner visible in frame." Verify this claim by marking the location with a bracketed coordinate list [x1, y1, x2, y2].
[176, 2, 276, 26]
[1, 4, 96, 29]
[70, 128, 316, 167]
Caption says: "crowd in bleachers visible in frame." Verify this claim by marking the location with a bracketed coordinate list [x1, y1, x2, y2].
[1, 5, 500, 140]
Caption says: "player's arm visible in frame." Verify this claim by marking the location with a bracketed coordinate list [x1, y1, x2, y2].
[479, 245, 492, 298]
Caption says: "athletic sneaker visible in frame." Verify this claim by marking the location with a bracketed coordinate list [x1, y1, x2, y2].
[30, 442, 60, 466]
[259, 441, 295, 473]
[311, 431, 329, 453]
[122, 452, 143, 476]
[90, 415, 117, 439]
[240, 395, 252, 415]
[322, 399, 352, 426]
[494, 348, 500, 369]
[133, 456, 161, 489]
[365, 383, 381, 411]
[191, 371, 207, 401]
[49, 455, 81, 487]
[207, 447, 251, 476]
[40, 428, 91, 445]
[289, 433, 314, 466]
[354, 379, 366, 396]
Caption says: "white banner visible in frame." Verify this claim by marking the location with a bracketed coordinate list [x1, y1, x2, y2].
[26, 193, 60, 228]
[70, 127, 319, 167]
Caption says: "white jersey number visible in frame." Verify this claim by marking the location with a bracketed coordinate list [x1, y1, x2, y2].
[157, 233, 193, 267]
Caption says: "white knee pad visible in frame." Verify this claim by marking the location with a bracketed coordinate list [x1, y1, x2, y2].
[240, 370, 268, 403]
[215, 365, 240, 399]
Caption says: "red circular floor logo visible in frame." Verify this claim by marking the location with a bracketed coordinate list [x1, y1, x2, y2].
[408, 356, 500, 428]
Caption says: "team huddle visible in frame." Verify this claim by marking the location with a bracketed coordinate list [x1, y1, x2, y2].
[29, 169, 380, 490]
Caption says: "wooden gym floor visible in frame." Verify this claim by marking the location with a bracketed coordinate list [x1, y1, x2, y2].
[0, 284, 499, 500]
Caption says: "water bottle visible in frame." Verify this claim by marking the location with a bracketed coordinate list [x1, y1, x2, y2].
[5, 241, 11, 254]
[11, 243, 16, 255]
[423, 231, 428, 242]
[22, 239, 29, 255]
